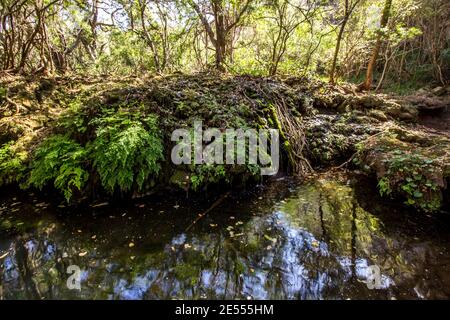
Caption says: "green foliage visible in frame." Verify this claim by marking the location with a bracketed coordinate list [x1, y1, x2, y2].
[377, 177, 391, 196]
[378, 150, 441, 211]
[58, 99, 88, 135]
[359, 146, 441, 212]
[190, 164, 227, 191]
[0, 142, 27, 186]
[28, 135, 88, 202]
[89, 113, 164, 193]
[0, 86, 6, 101]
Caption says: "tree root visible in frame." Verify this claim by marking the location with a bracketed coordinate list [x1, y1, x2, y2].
[257, 83, 313, 176]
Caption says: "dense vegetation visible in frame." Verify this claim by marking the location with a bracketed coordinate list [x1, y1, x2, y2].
[0, 0, 449, 213]
[1, 0, 448, 88]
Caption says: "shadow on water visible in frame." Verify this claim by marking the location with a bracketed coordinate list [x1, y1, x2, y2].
[1, 175, 450, 300]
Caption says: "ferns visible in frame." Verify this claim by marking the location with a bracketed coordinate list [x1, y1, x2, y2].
[89, 114, 164, 193]
[0, 142, 27, 186]
[28, 135, 88, 202]
[24, 111, 164, 201]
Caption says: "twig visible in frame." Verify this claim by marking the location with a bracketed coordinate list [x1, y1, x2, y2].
[185, 191, 230, 232]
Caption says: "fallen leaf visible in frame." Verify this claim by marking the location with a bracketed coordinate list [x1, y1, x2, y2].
[91, 202, 109, 208]
[311, 240, 320, 248]
[79, 251, 88, 257]
[0, 252, 9, 260]
[128, 242, 135, 248]
[264, 234, 276, 243]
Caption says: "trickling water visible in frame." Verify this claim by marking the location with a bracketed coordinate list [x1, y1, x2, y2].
[1, 175, 450, 300]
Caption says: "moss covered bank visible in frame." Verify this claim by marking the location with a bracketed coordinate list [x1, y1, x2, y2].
[0, 73, 448, 213]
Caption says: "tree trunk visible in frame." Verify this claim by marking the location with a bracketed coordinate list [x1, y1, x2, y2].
[329, 18, 348, 84]
[213, 0, 226, 71]
[361, 0, 392, 91]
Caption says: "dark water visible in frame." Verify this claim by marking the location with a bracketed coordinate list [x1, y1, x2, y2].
[1, 175, 450, 300]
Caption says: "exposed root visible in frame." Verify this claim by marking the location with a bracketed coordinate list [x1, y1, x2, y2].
[257, 83, 313, 176]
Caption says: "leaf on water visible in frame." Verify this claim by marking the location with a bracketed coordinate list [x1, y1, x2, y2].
[78, 251, 88, 257]
[91, 235, 97, 240]
[128, 242, 135, 247]
[184, 243, 192, 249]
[311, 240, 320, 248]
[173, 205, 179, 209]
[210, 224, 218, 227]
[264, 234, 276, 242]
[91, 202, 109, 208]
[0, 252, 9, 260]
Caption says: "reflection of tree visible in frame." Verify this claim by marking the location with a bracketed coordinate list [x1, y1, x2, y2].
[1, 177, 448, 299]
[14, 238, 41, 299]
[0, 256, 3, 299]
[350, 199, 357, 281]
[319, 193, 328, 243]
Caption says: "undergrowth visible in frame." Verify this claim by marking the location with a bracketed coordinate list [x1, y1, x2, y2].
[0, 141, 27, 186]
[355, 133, 446, 213]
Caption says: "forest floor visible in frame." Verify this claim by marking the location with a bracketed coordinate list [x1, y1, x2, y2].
[0, 73, 449, 213]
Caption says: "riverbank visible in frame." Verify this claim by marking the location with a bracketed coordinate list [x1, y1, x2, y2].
[0, 73, 449, 212]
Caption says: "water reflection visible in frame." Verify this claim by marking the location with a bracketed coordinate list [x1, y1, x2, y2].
[1, 177, 450, 300]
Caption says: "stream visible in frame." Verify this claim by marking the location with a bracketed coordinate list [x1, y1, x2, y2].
[1, 174, 450, 300]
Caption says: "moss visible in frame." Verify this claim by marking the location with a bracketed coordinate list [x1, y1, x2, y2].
[355, 130, 449, 213]
[0, 141, 28, 186]
[0, 74, 446, 213]
[173, 263, 199, 285]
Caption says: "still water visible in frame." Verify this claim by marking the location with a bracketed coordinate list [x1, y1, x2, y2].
[1, 175, 450, 299]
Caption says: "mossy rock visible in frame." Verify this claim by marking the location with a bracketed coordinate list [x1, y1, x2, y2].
[355, 128, 450, 212]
